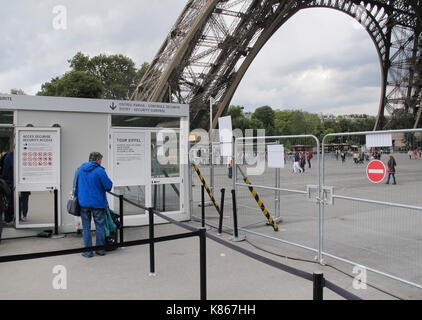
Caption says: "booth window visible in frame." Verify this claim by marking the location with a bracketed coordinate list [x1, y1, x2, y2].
[0, 111, 13, 124]
[112, 116, 180, 128]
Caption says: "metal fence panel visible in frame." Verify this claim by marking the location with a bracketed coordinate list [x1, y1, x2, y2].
[322, 129, 422, 289]
[233, 135, 321, 255]
[189, 129, 422, 290]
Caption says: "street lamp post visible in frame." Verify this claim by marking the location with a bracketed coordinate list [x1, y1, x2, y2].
[209, 97, 215, 193]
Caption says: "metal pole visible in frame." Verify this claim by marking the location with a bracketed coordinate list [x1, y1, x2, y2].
[201, 184, 205, 228]
[313, 272, 324, 300]
[149, 207, 156, 276]
[51, 189, 64, 239]
[232, 137, 236, 192]
[209, 98, 214, 195]
[199, 227, 207, 300]
[232, 189, 239, 238]
[54, 189, 59, 235]
[119, 195, 124, 246]
[162, 184, 166, 212]
[218, 188, 225, 235]
[230, 189, 244, 241]
[154, 184, 158, 210]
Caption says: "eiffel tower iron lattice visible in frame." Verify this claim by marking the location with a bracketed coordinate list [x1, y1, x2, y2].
[131, 0, 422, 130]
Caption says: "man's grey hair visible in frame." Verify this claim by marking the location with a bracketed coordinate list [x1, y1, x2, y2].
[89, 152, 103, 162]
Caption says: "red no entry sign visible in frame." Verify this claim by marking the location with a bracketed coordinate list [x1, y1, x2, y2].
[366, 160, 386, 183]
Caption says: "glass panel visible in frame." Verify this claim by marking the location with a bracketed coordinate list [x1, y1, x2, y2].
[152, 183, 180, 212]
[151, 132, 180, 178]
[0, 111, 13, 125]
[112, 116, 180, 128]
[17, 191, 54, 225]
[114, 185, 146, 216]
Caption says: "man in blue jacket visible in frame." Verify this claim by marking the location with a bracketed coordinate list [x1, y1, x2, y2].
[76, 152, 113, 258]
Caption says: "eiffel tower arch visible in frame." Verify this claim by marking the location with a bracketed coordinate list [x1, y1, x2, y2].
[131, 0, 422, 130]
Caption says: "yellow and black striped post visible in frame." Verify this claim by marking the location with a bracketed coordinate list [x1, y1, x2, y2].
[243, 176, 279, 232]
[193, 164, 221, 215]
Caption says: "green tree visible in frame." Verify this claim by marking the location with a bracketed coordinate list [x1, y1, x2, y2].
[37, 71, 104, 98]
[227, 105, 244, 119]
[251, 105, 275, 135]
[68, 52, 148, 100]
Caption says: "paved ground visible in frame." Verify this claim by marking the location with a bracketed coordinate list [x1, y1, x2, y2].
[1, 152, 421, 300]
[0, 219, 421, 300]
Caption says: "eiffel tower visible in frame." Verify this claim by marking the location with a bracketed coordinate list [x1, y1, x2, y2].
[131, 0, 422, 130]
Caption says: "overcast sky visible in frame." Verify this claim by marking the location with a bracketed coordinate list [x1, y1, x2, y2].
[0, 0, 381, 116]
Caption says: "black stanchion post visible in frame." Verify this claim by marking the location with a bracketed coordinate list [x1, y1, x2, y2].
[119, 194, 124, 246]
[232, 189, 239, 238]
[149, 207, 156, 276]
[51, 189, 64, 239]
[162, 185, 166, 212]
[54, 189, 59, 235]
[199, 228, 207, 300]
[51, 188, 65, 239]
[313, 272, 324, 300]
[201, 185, 205, 228]
[218, 188, 225, 235]
[230, 189, 245, 242]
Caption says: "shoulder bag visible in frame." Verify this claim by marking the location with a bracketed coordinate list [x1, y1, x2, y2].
[67, 168, 80, 216]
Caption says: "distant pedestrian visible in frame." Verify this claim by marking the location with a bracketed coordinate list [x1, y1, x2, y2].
[353, 152, 359, 164]
[341, 151, 346, 163]
[300, 152, 306, 173]
[386, 155, 397, 185]
[335, 149, 339, 161]
[414, 150, 417, 160]
[408, 150, 412, 159]
[306, 151, 312, 168]
[293, 152, 303, 173]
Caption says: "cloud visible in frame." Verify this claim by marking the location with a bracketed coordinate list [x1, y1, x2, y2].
[0, 2, 381, 117]
[232, 8, 382, 115]
[0, 0, 187, 95]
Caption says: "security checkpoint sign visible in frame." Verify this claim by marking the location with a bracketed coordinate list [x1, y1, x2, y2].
[366, 160, 386, 183]
[18, 129, 60, 184]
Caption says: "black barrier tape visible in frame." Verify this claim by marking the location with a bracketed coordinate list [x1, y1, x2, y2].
[0, 232, 199, 264]
[153, 209, 198, 233]
[325, 279, 362, 300]
[108, 191, 149, 211]
[152, 208, 363, 301]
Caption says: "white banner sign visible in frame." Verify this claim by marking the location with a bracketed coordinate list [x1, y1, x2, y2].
[267, 145, 285, 168]
[366, 133, 392, 148]
[112, 131, 146, 185]
[218, 116, 232, 157]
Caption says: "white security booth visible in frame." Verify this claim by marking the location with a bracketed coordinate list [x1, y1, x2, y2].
[0, 94, 190, 239]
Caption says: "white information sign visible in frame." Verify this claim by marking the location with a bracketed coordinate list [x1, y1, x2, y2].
[112, 131, 146, 185]
[366, 133, 392, 148]
[218, 116, 233, 157]
[267, 145, 285, 168]
[18, 130, 59, 184]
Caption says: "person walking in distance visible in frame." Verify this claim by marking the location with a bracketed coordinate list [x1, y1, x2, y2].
[293, 151, 303, 173]
[299, 151, 306, 173]
[386, 155, 397, 185]
[306, 151, 312, 168]
[76, 152, 113, 258]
